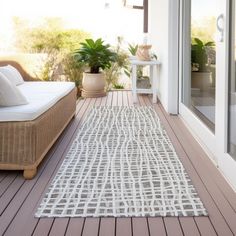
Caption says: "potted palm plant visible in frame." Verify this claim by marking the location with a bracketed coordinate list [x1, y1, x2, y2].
[74, 38, 116, 98]
[191, 38, 215, 90]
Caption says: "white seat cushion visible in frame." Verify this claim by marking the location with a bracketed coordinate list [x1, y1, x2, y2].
[0, 72, 28, 107]
[0, 65, 24, 86]
[0, 81, 75, 121]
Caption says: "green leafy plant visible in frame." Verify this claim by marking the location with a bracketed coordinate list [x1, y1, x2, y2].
[74, 38, 117, 73]
[113, 83, 125, 89]
[104, 37, 129, 90]
[128, 43, 138, 56]
[191, 38, 215, 72]
[125, 43, 144, 79]
[62, 53, 84, 87]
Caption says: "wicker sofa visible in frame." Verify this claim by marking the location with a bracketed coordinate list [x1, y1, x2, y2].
[0, 61, 76, 179]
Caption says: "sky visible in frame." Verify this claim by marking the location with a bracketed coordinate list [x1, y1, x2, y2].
[1, 0, 107, 17]
[0, 0, 144, 51]
[191, 0, 222, 20]
[0, 0, 222, 52]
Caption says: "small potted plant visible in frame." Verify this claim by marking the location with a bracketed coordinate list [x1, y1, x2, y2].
[74, 38, 116, 98]
[191, 38, 215, 90]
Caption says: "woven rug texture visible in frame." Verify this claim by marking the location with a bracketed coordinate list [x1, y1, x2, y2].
[36, 106, 207, 217]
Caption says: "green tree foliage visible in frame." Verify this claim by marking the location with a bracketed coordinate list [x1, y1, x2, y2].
[191, 17, 216, 43]
[27, 29, 90, 53]
[12, 17, 90, 53]
[12, 17, 90, 85]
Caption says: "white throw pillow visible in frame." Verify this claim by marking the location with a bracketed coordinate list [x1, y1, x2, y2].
[0, 72, 28, 106]
[0, 65, 24, 86]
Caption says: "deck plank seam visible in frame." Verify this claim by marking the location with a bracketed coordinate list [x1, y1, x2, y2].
[131, 217, 134, 236]
[97, 218, 101, 236]
[146, 217, 151, 236]
[47, 218, 55, 236]
[177, 217, 185, 236]
[0, 177, 25, 216]
[63, 218, 70, 236]
[114, 217, 117, 236]
[0, 173, 8, 183]
[0, 173, 18, 197]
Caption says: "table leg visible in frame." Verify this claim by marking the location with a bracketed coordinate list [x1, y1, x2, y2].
[152, 65, 157, 103]
[132, 65, 137, 103]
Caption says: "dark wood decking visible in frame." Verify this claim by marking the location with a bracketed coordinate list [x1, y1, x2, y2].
[0, 91, 236, 236]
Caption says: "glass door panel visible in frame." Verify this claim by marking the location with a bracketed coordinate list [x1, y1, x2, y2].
[182, 0, 219, 132]
[180, 0, 236, 189]
[229, 0, 236, 159]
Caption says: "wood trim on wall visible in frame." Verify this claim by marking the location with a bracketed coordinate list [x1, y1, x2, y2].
[143, 0, 148, 33]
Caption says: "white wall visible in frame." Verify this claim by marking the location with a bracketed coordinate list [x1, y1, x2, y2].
[149, 0, 179, 114]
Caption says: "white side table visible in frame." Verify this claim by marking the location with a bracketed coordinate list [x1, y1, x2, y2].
[131, 59, 161, 103]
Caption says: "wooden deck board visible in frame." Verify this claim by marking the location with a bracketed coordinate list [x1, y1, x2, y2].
[99, 218, 115, 236]
[0, 172, 8, 183]
[48, 218, 69, 236]
[0, 175, 25, 215]
[82, 218, 100, 236]
[0, 173, 18, 197]
[144, 96, 235, 236]
[0, 91, 235, 236]
[194, 217, 217, 236]
[164, 218, 183, 236]
[148, 217, 166, 236]
[65, 218, 84, 236]
[179, 217, 200, 236]
[132, 218, 149, 236]
[155, 100, 236, 235]
[32, 218, 54, 236]
[116, 218, 132, 236]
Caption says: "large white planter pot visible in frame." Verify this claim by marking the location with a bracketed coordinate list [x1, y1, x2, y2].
[82, 72, 106, 98]
[191, 72, 212, 91]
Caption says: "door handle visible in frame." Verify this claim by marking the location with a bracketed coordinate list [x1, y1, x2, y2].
[217, 14, 224, 42]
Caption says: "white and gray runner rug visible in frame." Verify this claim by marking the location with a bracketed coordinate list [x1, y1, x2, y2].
[36, 106, 207, 217]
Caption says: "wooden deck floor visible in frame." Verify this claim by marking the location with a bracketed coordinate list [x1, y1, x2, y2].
[0, 91, 236, 236]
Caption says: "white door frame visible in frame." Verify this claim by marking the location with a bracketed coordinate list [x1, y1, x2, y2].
[168, 0, 180, 114]
[218, 0, 236, 191]
[177, 0, 236, 190]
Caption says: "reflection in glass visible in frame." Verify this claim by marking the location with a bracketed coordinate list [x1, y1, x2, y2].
[183, 0, 218, 132]
[229, 2, 236, 159]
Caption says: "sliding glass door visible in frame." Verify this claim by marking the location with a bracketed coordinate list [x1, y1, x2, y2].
[182, 0, 217, 132]
[180, 0, 236, 189]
